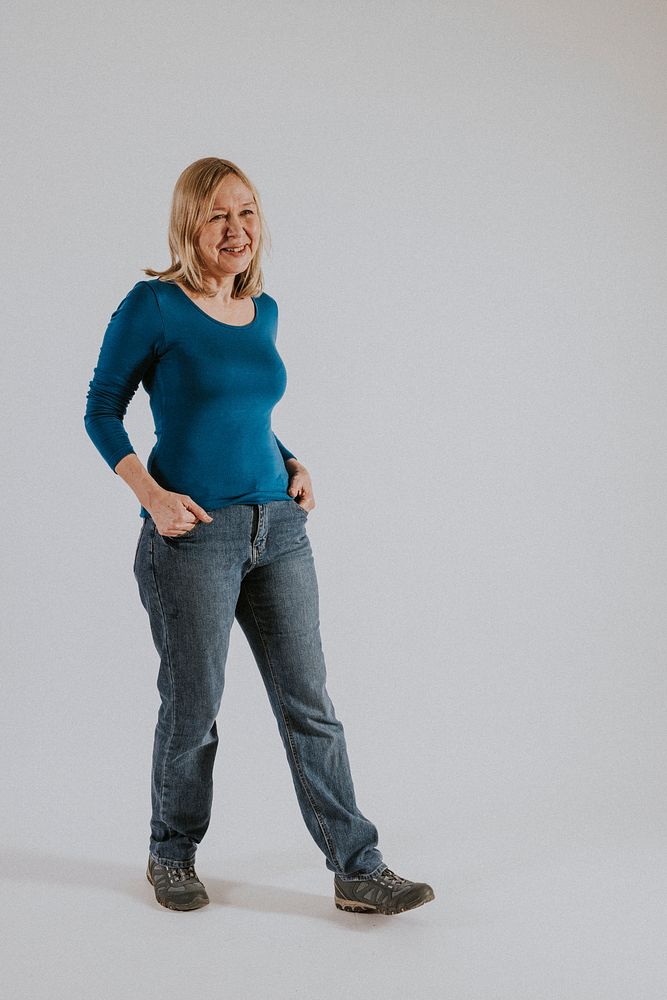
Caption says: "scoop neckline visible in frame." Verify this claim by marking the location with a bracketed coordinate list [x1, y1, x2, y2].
[169, 281, 259, 329]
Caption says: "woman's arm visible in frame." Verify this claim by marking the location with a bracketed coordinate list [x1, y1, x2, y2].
[116, 452, 211, 531]
[84, 281, 163, 473]
[115, 453, 166, 511]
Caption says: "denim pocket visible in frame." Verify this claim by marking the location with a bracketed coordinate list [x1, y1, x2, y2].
[156, 524, 199, 544]
[292, 501, 309, 517]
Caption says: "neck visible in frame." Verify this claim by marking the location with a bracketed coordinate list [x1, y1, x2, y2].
[201, 274, 236, 300]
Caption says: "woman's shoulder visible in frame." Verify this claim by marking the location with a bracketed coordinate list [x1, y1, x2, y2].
[137, 277, 166, 297]
[132, 278, 178, 315]
[256, 290, 277, 316]
[108, 278, 160, 317]
[113, 278, 162, 307]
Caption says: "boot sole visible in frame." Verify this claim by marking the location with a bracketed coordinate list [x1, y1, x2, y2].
[146, 866, 209, 911]
[334, 888, 435, 915]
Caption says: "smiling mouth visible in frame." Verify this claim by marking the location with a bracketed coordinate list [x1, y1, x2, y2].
[220, 245, 249, 254]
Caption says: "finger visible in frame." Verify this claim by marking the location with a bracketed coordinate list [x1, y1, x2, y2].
[184, 498, 214, 522]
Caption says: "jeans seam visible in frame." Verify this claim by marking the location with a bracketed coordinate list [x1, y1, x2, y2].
[149, 525, 177, 844]
[242, 588, 341, 872]
[132, 520, 144, 576]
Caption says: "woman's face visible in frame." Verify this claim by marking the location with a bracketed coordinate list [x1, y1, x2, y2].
[196, 174, 260, 282]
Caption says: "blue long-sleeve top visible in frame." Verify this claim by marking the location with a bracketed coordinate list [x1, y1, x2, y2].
[84, 279, 298, 518]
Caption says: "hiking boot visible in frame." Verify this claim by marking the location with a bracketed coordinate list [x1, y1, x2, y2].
[146, 854, 209, 911]
[334, 865, 435, 915]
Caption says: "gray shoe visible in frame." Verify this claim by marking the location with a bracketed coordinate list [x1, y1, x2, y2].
[334, 865, 435, 915]
[146, 855, 209, 911]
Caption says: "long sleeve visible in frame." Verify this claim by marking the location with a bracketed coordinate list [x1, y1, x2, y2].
[84, 281, 163, 473]
[273, 433, 296, 463]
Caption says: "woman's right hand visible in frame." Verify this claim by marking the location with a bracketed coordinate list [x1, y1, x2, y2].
[146, 490, 214, 537]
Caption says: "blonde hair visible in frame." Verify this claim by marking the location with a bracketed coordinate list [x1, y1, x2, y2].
[143, 157, 271, 298]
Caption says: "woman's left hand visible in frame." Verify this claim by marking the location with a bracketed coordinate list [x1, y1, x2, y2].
[285, 459, 315, 513]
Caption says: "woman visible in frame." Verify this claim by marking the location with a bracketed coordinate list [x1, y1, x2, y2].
[84, 156, 434, 915]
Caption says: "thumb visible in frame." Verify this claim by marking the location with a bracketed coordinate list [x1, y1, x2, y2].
[185, 499, 213, 522]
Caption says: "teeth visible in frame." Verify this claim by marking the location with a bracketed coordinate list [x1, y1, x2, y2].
[222, 246, 246, 253]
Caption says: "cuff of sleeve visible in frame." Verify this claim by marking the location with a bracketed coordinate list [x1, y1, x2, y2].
[110, 448, 136, 473]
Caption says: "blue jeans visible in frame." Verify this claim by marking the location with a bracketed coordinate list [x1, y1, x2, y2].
[133, 498, 385, 880]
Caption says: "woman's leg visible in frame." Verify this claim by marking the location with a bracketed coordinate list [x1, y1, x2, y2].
[134, 512, 244, 867]
[233, 500, 385, 879]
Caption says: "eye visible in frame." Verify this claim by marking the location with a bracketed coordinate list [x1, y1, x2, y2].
[210, 210, 254, 221]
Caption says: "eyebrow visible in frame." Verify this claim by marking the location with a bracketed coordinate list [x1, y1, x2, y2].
[211, 201, 255, 210]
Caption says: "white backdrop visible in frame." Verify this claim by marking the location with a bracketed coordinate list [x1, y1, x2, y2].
[2, 2, 665, 998]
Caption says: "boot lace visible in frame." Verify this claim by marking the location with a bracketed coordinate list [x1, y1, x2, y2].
[166, 864, 197, 884]
[375, 867, 407, 887]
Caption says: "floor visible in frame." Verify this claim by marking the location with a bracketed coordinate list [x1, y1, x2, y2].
[6, 832, 663, 1000]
